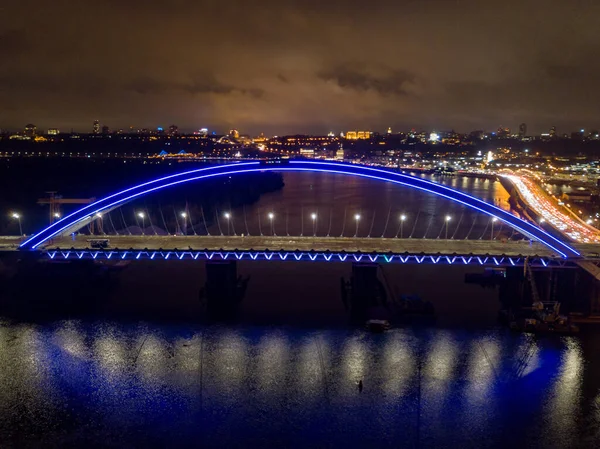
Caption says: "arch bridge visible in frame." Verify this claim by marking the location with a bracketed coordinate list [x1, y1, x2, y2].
[19, 160, 581, 264]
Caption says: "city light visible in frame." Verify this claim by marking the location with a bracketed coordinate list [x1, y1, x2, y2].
[11, 212, 23, 236]
[502, 173, 600, 243]
[223, 212, 231, 219]
[268, 212, 274, 220]
[311, 213, 317, 220]
[400, 214, 407, 221]
[95, 213, 102, 218]
[445, 215, 452, 222]
[11, 212, 20, 219]
[53, 212, 61, 218]
[354, 214, 361, 221]
[137, 212, 145, 219]
[180, 212, 187, 218]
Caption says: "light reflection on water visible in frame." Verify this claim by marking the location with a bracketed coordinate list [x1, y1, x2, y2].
[0, 320, 597, 447]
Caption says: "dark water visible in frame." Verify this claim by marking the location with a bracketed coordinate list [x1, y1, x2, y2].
[1, 320, 599, 448]
[2, 172, 600, 447]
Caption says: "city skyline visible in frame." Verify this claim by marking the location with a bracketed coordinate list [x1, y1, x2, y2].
[1, 0, 600, 135]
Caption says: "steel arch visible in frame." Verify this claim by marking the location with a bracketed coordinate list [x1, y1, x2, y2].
[19, 160, 579, 257]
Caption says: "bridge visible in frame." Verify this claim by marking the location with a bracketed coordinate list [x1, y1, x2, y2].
[16, 160, 580, 258]
[5, 160, 600, 318]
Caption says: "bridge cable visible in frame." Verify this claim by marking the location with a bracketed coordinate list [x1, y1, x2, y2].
[367, 210, 376, 238]
[243, 205, 251, 236]
[300, 206, 304, 237]
[229, 203, 237, 236]
[408, 210, 421, 239]
[285, 208, 289, 236]
[187, 203, 198, 236]
[451, 210, 465, 239]
[436, 216, 445, 239]
[133, 210, 142, 235]
[340, 207, 347, 237]
[478, 218, 491, 240]
[145, 201, 157, 235]
[107, 211, 119, 235]
[215, 209, 224, 236]
[494, 223, 504, 241]
[200, 206, 210, 236]
[158, 204, 170, 235]
[327, 208, 333, 237]
[464, 216, 477, 240]
[172, 205, 181, 235]
[257, 207, 263, 236]
[120, 208, 132, 235]
[423, 212, 434, 239]
[381, 206, 391, 238]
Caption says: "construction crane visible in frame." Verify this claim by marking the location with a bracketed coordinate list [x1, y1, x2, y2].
[38, 192, 98, 232]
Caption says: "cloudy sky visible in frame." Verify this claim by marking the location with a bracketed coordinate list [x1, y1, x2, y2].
[1, 0, 599, 135]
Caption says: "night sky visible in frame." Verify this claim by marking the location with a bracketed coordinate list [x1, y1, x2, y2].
[1, 0, 598, 135]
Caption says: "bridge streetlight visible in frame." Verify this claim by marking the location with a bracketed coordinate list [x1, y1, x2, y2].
[354, 214, 361, 238]
[268, 212, 275, 236]
[223, 212, 231, 236]
[11, 213, 23, 236]
[491, 217, 498, 240]
[311, 213, 317, 236]
[445, 215, 452, 239]
[137, 212, 145, 235]
[180, 212, 188, 236]
[400, 214, 407, 239]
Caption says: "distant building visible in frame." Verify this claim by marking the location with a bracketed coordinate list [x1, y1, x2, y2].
[47, 128, 60, 135]
[550, 126, 557, 137]
[24, 124, 37, 137]
[198, 128, 208, 137]
[229, 129, 240, 139]
[93, 120, 100, 134]
[168, 125, 179, 136]
[518, 123, 527, 138]
[101, 125, 110, 135]
[345, 131, 371, 140]
[387, 127, 392, 134]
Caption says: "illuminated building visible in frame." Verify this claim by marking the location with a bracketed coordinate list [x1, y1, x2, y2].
[519, 123, 527, 139]
[254, 132, 267, 143]
[198, 128, 208, 137]
[387, 127, 392, 134]
[24, 124, 37, 137]
[550, 126, 557, 137]
[101, 125, 109, 135]
[168, 125, 179, 136]
[345, 131, 371, 140]
[93, 120, 100, 134]
[229, 129, 240, 139]
[47, 128, 60, 135]
[336, 149, 344, 160]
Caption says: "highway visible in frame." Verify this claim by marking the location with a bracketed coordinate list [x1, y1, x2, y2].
[500, 172, 600, 243]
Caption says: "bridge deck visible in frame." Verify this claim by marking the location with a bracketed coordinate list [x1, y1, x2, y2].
[39, 235, 579, 257]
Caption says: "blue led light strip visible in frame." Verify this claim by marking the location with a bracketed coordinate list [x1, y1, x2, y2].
[43, 249, 574, 268]
[21, 161, 580, 258]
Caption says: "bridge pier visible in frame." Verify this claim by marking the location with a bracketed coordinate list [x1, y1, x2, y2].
[202, 260, 248, 321]
[341, 263, 387, 324]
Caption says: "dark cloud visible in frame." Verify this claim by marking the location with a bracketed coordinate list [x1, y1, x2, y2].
[1, 0, 600, 134]
[318, 65, 416, 96]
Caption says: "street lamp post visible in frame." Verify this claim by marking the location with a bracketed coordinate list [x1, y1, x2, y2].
[354, 214, 361, 238]
[268, 212, 275, 236]
[11, 213, 23, 236]
[137, 212, 145, 235]
[400, 214, 407, 239]
[311, 213, 317, 236]
[445, 215, 451, 239]
[224, 212, 231, 236]
[180, 212, 188, 235]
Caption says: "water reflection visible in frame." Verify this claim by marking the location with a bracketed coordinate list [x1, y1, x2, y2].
[0, 322, 599, 447]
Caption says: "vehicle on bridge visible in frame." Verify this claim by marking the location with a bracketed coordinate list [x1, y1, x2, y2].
[87, 238, 110, 249]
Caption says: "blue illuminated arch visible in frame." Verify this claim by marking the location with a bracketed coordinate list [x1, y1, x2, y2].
[19, 160, 580, 258]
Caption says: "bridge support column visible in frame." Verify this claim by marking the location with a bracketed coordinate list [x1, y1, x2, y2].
[342, 263, 387, 324]
[203, 260, 248, 321]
